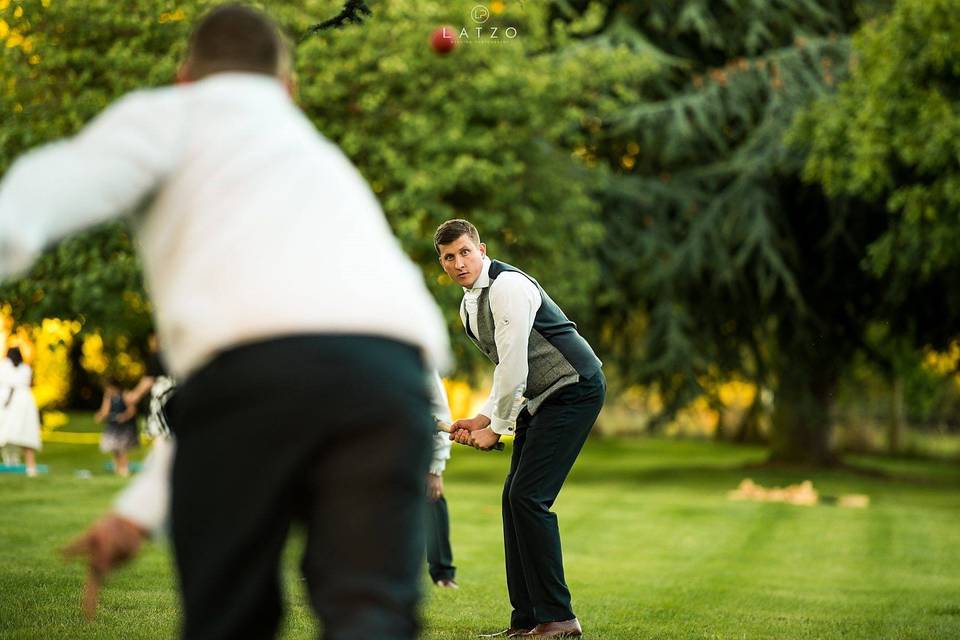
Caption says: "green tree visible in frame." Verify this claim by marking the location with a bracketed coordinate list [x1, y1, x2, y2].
[0, 0, 649, 370]
[0, 224, 152, 338]
[795, 0, 960, 338]
[0, 0, 193, 341]
[295, 0, 651, 366]
[552, 0, 894, 464]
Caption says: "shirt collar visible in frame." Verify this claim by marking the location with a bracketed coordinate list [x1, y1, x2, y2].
[463, 256, 492, 292]
[191, 72, 289, 101]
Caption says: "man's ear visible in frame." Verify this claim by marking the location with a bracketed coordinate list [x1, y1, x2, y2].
[283, 74, 299, 100]
[175, 63, 192, 85]
[479, 242, 486, 257]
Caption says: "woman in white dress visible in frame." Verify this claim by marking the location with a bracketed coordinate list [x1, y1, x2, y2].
[0, 347, 42, 476]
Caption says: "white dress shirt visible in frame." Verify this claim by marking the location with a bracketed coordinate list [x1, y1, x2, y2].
[113, 435, 174, 533]
[0, 73, 450, 377]
[461, 257, 541, 436]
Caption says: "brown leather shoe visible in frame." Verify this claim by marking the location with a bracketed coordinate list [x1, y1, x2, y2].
[478, 628, 533, 638]
[523, 618, 582, 637]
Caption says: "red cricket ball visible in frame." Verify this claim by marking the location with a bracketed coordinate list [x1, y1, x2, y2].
[430, 25, 458, 54]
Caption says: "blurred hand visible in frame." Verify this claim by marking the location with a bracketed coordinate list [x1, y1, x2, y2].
[62, 513, 148, 620]
[426, 473, 444, 501]
[448, 415, 491, 436]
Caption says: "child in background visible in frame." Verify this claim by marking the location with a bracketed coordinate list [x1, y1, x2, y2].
[95, 380, 138, 477]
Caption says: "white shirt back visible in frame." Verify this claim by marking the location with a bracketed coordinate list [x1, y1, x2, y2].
[0, 73, 450, 377]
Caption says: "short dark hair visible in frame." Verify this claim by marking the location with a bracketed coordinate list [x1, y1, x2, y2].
[6, 346, 22, 367]
[186, 4, 289, 80]
[434, 219, 481, 255]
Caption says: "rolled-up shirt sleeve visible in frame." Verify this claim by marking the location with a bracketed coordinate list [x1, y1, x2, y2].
[0, 90, 180, 279]
[481, 272, 541, 436]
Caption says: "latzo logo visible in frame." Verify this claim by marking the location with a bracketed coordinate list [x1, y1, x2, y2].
[454, 4, 519, 43]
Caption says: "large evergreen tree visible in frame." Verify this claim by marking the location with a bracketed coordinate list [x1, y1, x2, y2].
[553, 0, 893, 463]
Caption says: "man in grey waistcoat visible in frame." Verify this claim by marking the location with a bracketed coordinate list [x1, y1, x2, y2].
[434, 219, 605, 639]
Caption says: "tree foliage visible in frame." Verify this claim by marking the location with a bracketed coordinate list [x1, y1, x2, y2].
[0, 0, 649, 370]
[1, 0, 209, 341]
[296, 1, 650, 365]
[552, 0, 892, 463]
[795, 0, 960, 329]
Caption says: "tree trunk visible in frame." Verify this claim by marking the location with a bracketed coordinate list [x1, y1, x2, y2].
[710, 395, 727, 441]
[67, 338, 100, 411]
[733, 395, 766, 444]
[769, 360, 837, 466]
[888, 375, 904, 455]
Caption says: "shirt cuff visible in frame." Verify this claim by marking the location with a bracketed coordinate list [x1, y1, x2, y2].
[489, 416, 516, 436]
[112, 437, 174, 535]
[114, 497, 165, 535]
[429, 460, 447, 475]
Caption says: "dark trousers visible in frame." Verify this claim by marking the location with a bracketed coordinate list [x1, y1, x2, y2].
[503, 372, 606, 628]
[168, 336, 434, 640]
[425, 495, 456, 582]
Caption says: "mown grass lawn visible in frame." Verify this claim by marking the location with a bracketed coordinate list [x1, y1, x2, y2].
[1, 414, 958, 639]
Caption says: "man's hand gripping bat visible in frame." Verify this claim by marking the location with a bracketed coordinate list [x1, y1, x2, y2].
[435, 419, 505, 451]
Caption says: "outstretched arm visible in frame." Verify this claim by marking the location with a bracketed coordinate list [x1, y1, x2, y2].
[127, 375, 157, 407]
[94, 394, 111, 423]
[0, 91, 180, 279]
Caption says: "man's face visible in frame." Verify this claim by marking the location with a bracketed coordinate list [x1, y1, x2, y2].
[438, 234, 486, 288]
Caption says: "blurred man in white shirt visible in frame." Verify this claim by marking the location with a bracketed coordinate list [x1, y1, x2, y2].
[2, 5, 449, 639]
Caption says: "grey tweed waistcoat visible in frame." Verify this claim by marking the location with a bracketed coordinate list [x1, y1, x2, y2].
[466, 260, 601, 414]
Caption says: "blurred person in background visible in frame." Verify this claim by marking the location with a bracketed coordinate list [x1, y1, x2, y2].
[0, 346, 42, 477]
[95, 379, 139, 477]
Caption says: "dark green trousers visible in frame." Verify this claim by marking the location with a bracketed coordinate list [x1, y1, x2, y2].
[425, 495, 456, 582]
[503, 372, 606, 628]
[169, 336, 434, 640]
